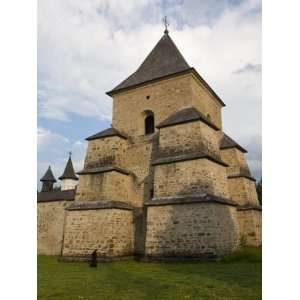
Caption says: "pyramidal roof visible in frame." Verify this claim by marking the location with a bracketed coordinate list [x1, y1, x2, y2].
[40, 166, 56, 182]
[86, 127, 128, 141]
[107, 31, 191, 95]
[59, 156, 78, 180]
[156, 106, 220, 130]
[220, 134, 247, 153]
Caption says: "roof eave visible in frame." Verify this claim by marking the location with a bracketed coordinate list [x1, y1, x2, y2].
[106, 67, 225, 107]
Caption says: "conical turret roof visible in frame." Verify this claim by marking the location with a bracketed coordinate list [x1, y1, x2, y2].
[59, 156, 78, 180]
[107, 31, 190, 95]
[40, 166, 56, 182]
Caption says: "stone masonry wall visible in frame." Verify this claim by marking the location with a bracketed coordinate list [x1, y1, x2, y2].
[237, 209, 262, 246]
[84, 136, 127, 170]
[190, 75, 223, 129]
[112, 74, 194, 138]
[220, 148, 250, 176]
[37, 201, 69, 255]
[124, 134, 157, 205]
[228, 177, 259, 206]
[154, 159, 230, 198]
[75, 172, 134, 204]
[62, 208, 133, 257]
[158, 121, 220, 159]
[145, 203, 238, 257]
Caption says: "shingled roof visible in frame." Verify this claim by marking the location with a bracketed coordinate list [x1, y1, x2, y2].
[59, 156, 78, 180]
[220, 134, 247, 153]
[40, 166, 56, 182]
[107, 31, 190, 95]
[86, 127, 128, 141]
[156, 106, 220, 130]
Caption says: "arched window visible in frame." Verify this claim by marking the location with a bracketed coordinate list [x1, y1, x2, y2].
[145, 113, 155, 135]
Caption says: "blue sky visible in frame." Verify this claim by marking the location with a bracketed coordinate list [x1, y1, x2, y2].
[38, 0, 261, 188]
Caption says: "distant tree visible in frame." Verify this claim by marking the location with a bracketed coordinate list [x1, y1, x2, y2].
[256, 178, 262, 205]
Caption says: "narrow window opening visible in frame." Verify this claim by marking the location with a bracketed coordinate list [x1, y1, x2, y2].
[145, 114, 155, 135]
[146, 95, 150, 100]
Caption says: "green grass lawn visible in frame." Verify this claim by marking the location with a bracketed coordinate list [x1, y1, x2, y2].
[38, 248, 261, 300]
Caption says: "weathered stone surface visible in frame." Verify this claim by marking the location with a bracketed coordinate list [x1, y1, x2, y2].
[37, 201, 70, 255]
[237, 209, 262, 246]
[145, 203, 239, 258]
[153, 159, 230, 199]
[62, 208, 134, 258]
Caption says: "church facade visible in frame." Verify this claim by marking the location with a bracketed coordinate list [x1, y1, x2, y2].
[37, 30, 261, 260]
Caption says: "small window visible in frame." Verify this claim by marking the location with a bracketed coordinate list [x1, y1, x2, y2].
[145, 114, 155, 135]
[146, 95, 151, 100]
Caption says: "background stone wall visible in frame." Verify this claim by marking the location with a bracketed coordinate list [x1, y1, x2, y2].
[62, 208, 134, 257]
[154, 159, 230, 198]
[237, 209, 262, 246]
[145, 203, 238, 257]
[228, 177, 259, 205]
[37, 201, 69, 255]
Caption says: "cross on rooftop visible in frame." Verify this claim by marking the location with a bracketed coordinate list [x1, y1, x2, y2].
[162, 16, 169, 34]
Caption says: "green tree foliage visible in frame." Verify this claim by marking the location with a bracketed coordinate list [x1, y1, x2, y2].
[256, 178, 262, 205]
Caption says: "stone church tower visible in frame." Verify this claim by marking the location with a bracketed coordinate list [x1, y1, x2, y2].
[38, 29, 261, 259]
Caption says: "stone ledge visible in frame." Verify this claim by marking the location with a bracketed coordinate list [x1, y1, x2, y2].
[145, 193, 237, 207]
[156, 106, 220, 131]
[86, 127, 128, 141]
[77, 165, 130, 176]
[66, 200, 134, 211]
[237, 204, 262, 211]
[227, 173, 256, 182]
[37, 190, 75, 202]
[152, 152, 228, 167]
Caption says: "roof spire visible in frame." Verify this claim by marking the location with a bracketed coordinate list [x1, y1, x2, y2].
[162, 16, 169, 34]
[59, 153, 78, 181]
[40, 165, 56, 182]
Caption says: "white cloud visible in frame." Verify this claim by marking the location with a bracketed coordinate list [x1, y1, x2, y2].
[37, 127, 69, 151]
[38, 0, 261, 177]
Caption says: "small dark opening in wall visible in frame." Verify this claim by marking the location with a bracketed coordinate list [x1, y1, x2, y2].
[150, 189, 154, 199]
[146, 95, 150, 100]
[145, 114, 155, 135]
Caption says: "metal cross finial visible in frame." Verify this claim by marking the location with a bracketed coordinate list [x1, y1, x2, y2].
[162, 16, 169, 34]
[69, 151, 72, 157]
